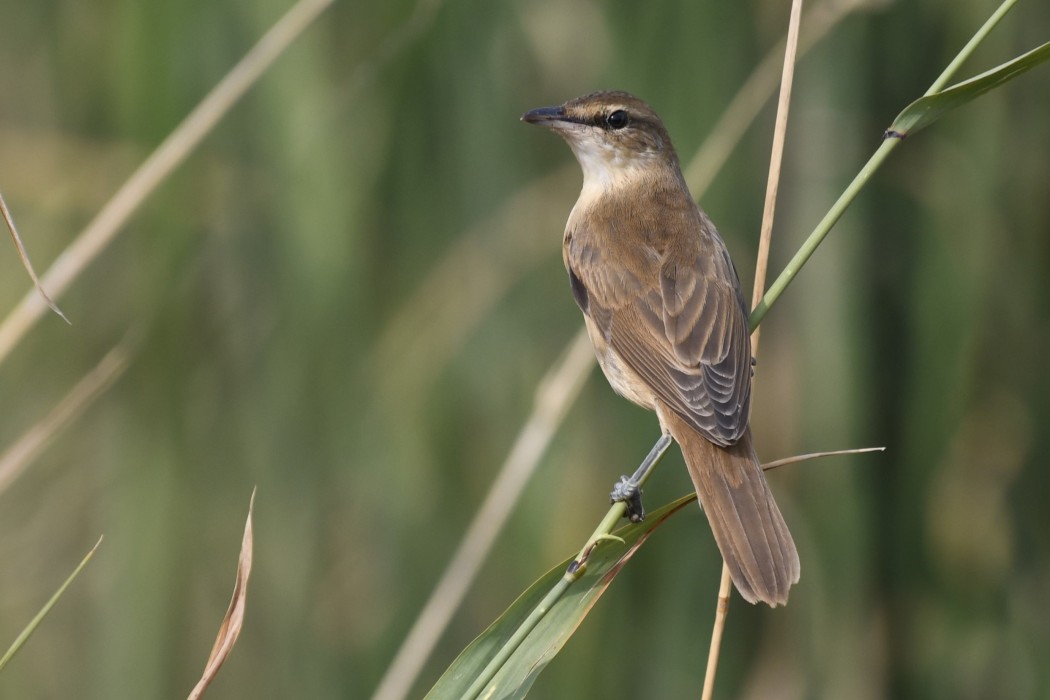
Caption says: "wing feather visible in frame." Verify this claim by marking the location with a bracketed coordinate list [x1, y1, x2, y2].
[568, 213, 752, 446]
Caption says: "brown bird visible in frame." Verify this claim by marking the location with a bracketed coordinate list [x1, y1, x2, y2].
[522, 91, 799, 606]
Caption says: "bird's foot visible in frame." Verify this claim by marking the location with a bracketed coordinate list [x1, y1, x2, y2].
[610, 476, 645, 522]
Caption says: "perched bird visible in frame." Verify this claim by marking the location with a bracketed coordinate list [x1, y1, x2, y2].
[522, 91, 799, 606]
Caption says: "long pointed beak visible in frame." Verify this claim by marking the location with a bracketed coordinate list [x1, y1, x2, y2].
[521, 105, 568, 125]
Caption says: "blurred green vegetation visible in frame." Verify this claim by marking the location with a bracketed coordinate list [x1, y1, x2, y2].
[1, 0, 1048, 698]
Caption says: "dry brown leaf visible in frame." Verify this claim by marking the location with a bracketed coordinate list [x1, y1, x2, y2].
[187, 488, 256, 700]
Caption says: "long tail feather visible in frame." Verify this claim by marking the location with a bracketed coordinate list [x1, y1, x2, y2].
[662, 408, 800, 606]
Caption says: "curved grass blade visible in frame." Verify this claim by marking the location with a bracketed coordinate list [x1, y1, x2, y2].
[0, 193, 69, 324]
[425, 495, 695, 700]
[888, 40, 1050, 138]
[0, 536, 103, 672]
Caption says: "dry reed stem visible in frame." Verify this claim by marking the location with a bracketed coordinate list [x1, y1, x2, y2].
[702, 1, 805, 699]
[682, 0, 886, 196]
[0, 0, 333, 368]
[0, 335, 136, 496]
[370, 331, 596, 700]
[369, 167, 577, 411]
[344, 0, 447, 96]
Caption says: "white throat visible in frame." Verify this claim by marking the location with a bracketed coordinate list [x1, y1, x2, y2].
[567, 136, 663, 209]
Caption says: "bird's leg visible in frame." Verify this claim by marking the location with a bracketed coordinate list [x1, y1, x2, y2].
[610, 433, 674, 522]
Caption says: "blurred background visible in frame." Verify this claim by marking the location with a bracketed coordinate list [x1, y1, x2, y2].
[1, 0, 1049, 697]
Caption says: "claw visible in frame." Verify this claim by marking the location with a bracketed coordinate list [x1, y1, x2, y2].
[610, 476, 645, 522]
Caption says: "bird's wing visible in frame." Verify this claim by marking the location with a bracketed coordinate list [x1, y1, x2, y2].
[569, 223, 752, 446]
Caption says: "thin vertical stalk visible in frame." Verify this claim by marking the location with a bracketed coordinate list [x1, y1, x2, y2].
[702, 2, 804, 699]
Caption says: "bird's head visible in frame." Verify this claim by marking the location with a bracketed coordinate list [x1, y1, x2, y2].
[522, 91, 680, 192]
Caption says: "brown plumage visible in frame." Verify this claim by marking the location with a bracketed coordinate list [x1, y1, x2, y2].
[523, 91, 799, 605]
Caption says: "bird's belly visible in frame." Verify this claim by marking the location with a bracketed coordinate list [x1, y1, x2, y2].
[583, 316, 656, 411]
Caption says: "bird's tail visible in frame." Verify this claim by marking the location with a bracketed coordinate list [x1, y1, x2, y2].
[662, 409, 800, 606]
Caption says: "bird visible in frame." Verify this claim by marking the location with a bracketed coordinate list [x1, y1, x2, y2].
[522, 90, 799, 606]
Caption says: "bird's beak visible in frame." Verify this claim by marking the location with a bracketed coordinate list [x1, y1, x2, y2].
[521, 105, 570, 126]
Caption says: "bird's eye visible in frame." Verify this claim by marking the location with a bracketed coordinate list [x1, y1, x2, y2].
[605, 110, 630, 130]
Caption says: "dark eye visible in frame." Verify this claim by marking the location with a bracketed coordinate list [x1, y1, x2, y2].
[605, 110, 629, 130]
